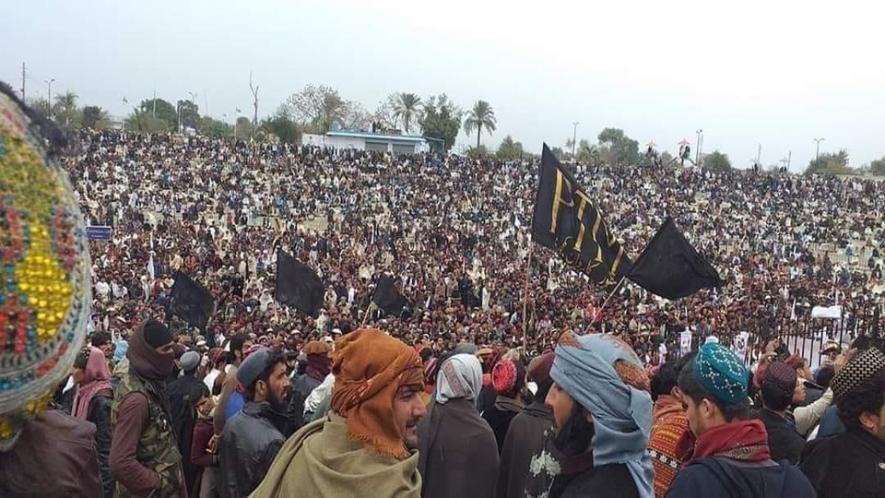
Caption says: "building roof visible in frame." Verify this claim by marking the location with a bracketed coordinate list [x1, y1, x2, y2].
[327, 130, 427, 143]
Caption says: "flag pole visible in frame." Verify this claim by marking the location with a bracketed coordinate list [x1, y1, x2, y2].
[522, 243, 533, 352]
[599, 275, 626, 312]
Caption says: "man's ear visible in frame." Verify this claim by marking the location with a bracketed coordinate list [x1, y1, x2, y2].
[859, 411, 880, 433]
[700, 398, 716, 420]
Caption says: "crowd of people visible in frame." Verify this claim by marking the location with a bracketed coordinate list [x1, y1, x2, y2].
[2, 85, 885, 498]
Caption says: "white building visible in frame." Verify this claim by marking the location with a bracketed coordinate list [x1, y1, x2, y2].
[302, 130, 430, 154]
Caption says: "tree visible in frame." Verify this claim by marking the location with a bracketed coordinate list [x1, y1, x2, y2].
[199, 116, 233, 139]
[287, 84, 347, 133]
[418, 94, 462, 152]
[463, 100, 496, 148]
[53, 91, 79, 126]
[496, 135, 523, 160]
[137, 98, 178, 131]
[341, 101, 372, 131]
[235, 117, 253, 140]
[704, 150, 732, 172]
[392, 93, 422, 133]
[81, 106, 110, 129]
[597, 127, 640, 166]
[176, 100, 200, 130]
[28, 97, 51, 118]
[125, 108, 170, 133]
[260, 107, 300, 143]
[467, 145, 489, 158]
[870, 156, 885, 176]
[806, 150, 851, 175]
[576, 139, 597, 164]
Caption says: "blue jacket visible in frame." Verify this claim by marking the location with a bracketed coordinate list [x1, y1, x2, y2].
[666, 457, 816, 498]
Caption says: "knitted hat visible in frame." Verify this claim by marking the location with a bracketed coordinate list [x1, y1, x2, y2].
[831, 348, 885, 402]
[143, 319, 172, 348]
[0, 86, 92, 451]
[492, 358, 525, 396]
[760, 361, 797, 397]
[693, 343, 749, 406]
[527, 351, 555, 385]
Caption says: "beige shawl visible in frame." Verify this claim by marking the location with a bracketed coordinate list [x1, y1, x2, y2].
[250, 413, 421, 498]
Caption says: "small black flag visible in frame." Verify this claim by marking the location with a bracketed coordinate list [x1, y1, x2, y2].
[169, 272, 215, 329]
[274, 249, 324, 317]
[531, 143, 632, 287]
[372, 275, 409, 318]
[628, 217, 723, 299]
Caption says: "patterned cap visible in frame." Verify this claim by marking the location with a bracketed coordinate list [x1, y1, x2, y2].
[693, 343, 749, 406]
[0, 88, 91, 450]
[831, 348, 885, 402]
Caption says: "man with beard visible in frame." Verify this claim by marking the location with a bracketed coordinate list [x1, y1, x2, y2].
[544, 332, 654, 498]
[219, 348, 290, 498]
[251, 328, 426, 497]
[110, 319, 187, 497]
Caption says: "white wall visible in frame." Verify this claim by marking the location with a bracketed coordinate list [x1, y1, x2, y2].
[301, 134, 366, 150]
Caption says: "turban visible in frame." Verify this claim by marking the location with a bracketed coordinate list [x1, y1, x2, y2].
[436, 354, 483, 404]
[0, 86, 92, 451]
[330, 328, 423, 459]
[551, 332, 654, 498]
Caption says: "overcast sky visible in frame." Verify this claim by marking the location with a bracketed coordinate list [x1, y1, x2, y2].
[3, 0, 883, 171]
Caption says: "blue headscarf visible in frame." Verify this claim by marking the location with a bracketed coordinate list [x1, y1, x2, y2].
[550, 333, 654, 498]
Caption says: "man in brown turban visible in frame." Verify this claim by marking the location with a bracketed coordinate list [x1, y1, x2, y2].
[252, 328, 426, 497]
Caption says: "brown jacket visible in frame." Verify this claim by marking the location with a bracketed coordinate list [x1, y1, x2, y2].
[0, 410, 101, 497]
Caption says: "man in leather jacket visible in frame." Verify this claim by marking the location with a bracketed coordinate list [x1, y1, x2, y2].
[219, 348, 290, 498]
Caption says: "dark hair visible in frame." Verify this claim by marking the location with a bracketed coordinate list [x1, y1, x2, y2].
[815, 365, 836, 389]
[678, 359, 750, 422]
[837, 367, 885, 430]
[651, 352, 697, 401]
[229, 334, 247, 355]
[419, 348, 434, 364]
[91, 332, 112, 348]
[74, 348, 90, 370]
[244, 351, 285, 401]
[534, 378, 553, 403]
[760, 380, 793, 412]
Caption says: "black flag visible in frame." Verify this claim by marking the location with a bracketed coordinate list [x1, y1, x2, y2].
[275, 249, 324, 317]
[531, 143, 631, 287]
[372, 275, 409, 318]
[169, 272, 215, 329]
[628, 217, 723, 299]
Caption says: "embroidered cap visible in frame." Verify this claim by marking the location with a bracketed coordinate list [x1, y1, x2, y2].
[693, 342, 749, 406]
[831, 347, 885, 402]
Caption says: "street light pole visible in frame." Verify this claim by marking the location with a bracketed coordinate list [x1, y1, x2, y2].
[813, 138, 825, 160]
[44, 78, 55, 117]
[695, 129, 703, 167]
[572, 121, 579, 160]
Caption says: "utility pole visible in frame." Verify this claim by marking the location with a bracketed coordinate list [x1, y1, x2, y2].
[249, 72, 259, 142]
[571, 121, 579, 160]
[20, 62, 26, 100]
[813, 138, 825, 160]
[756, 144, 762, 165]
[152, 89, 157, 117]
[695, 129, 703, 167]
[44, 78, 55, 117]
[787, 150, 792, 170]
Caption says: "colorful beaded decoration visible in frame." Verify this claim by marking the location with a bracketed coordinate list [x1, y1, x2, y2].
[0, 92, 91, 450]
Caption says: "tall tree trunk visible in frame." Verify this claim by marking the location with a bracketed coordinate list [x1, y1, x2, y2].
[476, 125, 481, 149]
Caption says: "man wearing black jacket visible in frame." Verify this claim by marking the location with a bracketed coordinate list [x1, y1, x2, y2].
[754, 361, 805, 464]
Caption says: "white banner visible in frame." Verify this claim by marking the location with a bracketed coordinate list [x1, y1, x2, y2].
[732, 331, 750, 359]
[680, 330, 693, 355]
[811, 305, 842, 320]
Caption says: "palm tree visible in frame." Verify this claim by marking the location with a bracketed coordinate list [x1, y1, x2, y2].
[463, 100, 496, 148]
[53, 91, 79, 126]
[392, 93, 422, 134]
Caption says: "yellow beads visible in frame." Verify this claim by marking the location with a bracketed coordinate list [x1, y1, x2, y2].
[16, 232, 73, 342]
